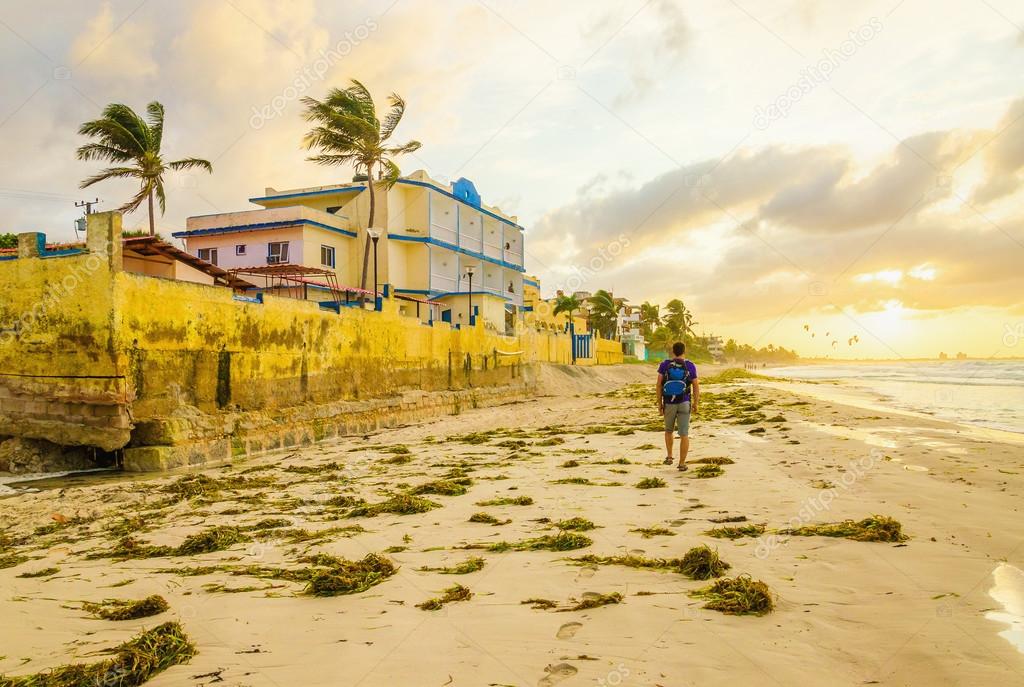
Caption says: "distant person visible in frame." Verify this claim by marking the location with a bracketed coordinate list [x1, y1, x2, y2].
[657, 341, 699, 471]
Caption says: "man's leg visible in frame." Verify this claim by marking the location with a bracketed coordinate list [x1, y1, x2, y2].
[677, 402, 692, 467]
[678, 435, 690, 465]
[663, 403, 676, 462]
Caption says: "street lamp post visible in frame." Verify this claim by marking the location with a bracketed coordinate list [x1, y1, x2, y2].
[465, 265, 476, 326]
[367, 228, 381, 310]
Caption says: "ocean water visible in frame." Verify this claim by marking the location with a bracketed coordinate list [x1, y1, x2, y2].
[764, 360, 1024, 434]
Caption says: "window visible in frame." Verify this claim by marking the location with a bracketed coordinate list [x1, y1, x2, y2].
[197, 247, 218, 266]
[320, 244, 335, 268]
[267, 241, 289, 264]
[235, 244, 246, 256]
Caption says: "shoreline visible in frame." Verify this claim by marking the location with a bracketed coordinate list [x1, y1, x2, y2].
[1, 364, 1022, 685]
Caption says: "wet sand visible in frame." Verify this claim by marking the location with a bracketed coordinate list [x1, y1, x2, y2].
[1, 364, 1022, 686]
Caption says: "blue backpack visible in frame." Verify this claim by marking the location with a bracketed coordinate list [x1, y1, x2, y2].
[662, 359, 692, 399]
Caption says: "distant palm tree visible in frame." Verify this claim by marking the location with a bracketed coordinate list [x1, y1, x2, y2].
[553, 294, 582, 332]
[664, 298, 697, 339]
[639, 301, 661, 337]
[587, 289, 618, 339]
[647, 325, 675, 357]
[77, 102, 212, 235]
[301, 80, 422, 290]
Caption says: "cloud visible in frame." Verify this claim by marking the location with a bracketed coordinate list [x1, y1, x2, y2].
[70, 1, 158, 82]
[973, 98, 1024, 204]
[531, 98, 1024, 325]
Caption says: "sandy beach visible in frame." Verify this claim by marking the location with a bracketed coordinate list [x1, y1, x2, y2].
[1, 364, 1022, 686]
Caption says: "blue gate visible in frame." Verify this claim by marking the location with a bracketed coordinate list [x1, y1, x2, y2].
[573, 333, 592, 360]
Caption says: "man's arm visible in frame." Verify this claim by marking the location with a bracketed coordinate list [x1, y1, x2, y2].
[691, 378, 700, 414]
[657, 373, 665, 414]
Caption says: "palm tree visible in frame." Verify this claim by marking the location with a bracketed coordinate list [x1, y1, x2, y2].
[552, 294, 582, 332]
[647, 325, 675, 358]
[664, 299, 697, 340]
[639, 301, 660, 337]
[587, 290, 618, 339]
[77, 102, 212, 235]
[301, 80, 422, 290]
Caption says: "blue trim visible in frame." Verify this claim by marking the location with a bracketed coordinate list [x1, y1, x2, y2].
[395, 288, 431, 295]
[42, 248, 85, 257]
[233, 293, 264, 304]
[396, 179, 525, 232]
[388, 233, 525, 273]
[249, 185, 366, 204]
[0, 255, 16, 261]
[173, 219, 357, 239]
[433, 290, 512, 302]
[523, 277, 539, 287]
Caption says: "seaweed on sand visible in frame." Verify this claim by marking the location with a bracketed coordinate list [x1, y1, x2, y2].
[416, 584, 472, 610]
[475, 496, 533, 506]
[521, 598, 558, 610]
[691, 456, 735, 465]
[702, 524, 766, 539]
[418, 557, 486, 574]
[0, 622, 194, 687]
[408, 478, 472, 497]
[304, 553, 397, 596]
[82, 595, 169, 621]
[693, 465, 723, 479]
[176, 526, 251, 556]
[559, 460, 580, 468]
[629, 526, 675, 538]
[475, 532, 592, 552]
[679, 545, 730, 580]
[346, 494, 441, 518]
[159, 473, 275, 502]
[561, 592, 623, 612]
[635, 477, 667, 489]
[0, 553, 29, 570]
[779, 515, 908, 542]
[468, 513, 509, 525]
[91, 526, 251, 560]
[552, 517, 596, 531]
[690, 575, 774, 615]
[570, 553, 685, 572]
[17, 567, 60, 578]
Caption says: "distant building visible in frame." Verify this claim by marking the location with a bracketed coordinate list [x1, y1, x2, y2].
[176, 171, 525, 329]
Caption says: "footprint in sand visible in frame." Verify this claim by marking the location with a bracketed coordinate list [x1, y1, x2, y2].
[538, 662, 578, 686]
[574, 565, 597, 582]
[556, 622, 583, 640]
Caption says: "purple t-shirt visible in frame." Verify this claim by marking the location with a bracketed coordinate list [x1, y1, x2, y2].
[658, 358, 698, 404]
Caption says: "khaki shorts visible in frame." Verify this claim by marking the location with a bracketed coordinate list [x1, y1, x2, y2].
[664, 402, 691, 436]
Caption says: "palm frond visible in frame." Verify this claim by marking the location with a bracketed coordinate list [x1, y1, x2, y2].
[75, 142, 134, 163]
[385, 140, 422, 157]
[167, 157, 213, 173]
[380, 93, 405, 141]
[119, 183, 153, 215]
[147, 101, 165, 150]
[154, 178, 167, 215]
[79, 166, 142, 189]
[378, 158, 401, 189]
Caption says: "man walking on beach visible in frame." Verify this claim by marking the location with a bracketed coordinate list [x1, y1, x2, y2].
[658, 342, 699, 471]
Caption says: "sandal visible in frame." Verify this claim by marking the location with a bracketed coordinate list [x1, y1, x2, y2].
[677, 463, 688, 472]
[663, 456, 674, 465]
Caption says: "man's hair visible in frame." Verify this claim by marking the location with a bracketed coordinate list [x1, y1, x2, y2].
[672, 341, 685, 356]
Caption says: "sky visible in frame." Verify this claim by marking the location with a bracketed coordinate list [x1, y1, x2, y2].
[1, 0, 1023, 359]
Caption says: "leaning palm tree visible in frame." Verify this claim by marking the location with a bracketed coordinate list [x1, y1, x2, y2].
[587, 290, 619, 339]
[301, 80, 422, 290]
[639, 301, 660, 337]
[77, 102, 212, 235]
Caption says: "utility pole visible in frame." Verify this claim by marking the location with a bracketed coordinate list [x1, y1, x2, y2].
[73, 199, 100, 239]
[75, 199, 100, 215]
